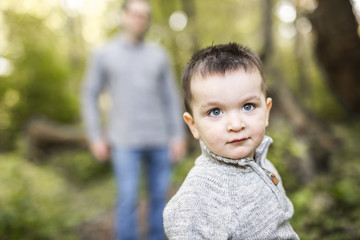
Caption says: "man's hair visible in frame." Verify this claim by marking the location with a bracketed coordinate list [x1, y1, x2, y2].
[122, 0, 151, 12]
[182, 42, 267, 114]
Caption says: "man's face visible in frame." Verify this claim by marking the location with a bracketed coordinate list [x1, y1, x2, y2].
[184, 69, 272, 159]
[122, 1, 150, 39]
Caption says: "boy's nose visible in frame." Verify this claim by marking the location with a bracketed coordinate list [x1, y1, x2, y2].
[226, 112, 245, 132]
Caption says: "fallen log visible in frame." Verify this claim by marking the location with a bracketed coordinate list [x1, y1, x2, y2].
[25, 118, 88, 160]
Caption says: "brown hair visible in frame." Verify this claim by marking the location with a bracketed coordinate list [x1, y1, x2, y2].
[122, 0, 151, 10]
[182, 42, 267, 114]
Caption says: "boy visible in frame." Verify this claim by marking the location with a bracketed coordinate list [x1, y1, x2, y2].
[163, 43, 299, 239]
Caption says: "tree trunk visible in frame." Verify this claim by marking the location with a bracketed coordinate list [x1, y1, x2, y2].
[180, 0, 200, 52]
[260, 0, 339, 181]
[311, 0, 360, 115]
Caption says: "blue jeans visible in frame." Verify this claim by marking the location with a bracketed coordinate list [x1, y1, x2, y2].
[111, 146, 171, 240]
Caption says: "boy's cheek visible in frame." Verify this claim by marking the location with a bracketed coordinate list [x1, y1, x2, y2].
[186, 121, 200, 139]
[191, 129, 200, 139]
[188, 122, 200, 139]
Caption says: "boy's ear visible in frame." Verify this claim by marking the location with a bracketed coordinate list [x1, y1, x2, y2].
[183, 112, 200, 139]
[265, 97, 272, 127]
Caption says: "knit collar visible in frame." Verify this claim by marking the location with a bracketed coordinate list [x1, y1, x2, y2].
[200, 136, 273, 167]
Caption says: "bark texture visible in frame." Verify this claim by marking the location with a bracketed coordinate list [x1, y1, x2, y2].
[311, 0, 360, 114]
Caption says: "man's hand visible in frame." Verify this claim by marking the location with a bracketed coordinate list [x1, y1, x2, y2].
[90, 139, 110, 162]
[170, 139, 186, 164]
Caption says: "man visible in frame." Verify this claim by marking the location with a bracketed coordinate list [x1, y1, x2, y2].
[81, 0, 186, 239]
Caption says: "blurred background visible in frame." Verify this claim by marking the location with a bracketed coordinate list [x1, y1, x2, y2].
[1, 0, 360, 239]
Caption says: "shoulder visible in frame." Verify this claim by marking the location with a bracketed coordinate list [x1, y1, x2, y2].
[145, 41, 166, 52]
[89, 45, 111, 62]
[164, 166, 227, 219]
[264, 159, 280, 177]
[166, 167, 214, 206]
[88, 36, 124, 66]
[144, 41, 170, 59]
[163, 164, 231, 237]
[164, 162, 230, 211]
[101, 38, 120, 54]
[93, 35, 122, 54]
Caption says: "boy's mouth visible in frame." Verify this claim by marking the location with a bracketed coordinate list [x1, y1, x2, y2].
[228, 137, 248, 144]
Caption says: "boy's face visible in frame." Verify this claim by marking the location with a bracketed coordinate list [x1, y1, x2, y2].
[184, 69, 272, 159]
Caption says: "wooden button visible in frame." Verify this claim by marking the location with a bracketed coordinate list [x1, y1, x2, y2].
[271, 173, 279, 185]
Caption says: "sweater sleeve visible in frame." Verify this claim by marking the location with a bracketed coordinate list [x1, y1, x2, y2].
[81, 50, 107, 142]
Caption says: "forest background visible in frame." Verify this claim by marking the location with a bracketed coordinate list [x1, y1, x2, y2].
[1, 0, 360, 239]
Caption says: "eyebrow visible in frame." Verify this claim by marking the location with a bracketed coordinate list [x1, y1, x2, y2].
[199, 101, 223, 109]
[199, 95, 262, 110]
[242, 95, 261, 102]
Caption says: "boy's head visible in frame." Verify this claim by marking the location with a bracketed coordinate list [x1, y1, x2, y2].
[182, 43, 272, 159]
[182, 43, 267, 114]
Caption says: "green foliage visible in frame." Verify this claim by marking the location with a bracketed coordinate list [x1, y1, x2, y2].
[0, 11, 80, 150]
[267, 121, 303, 192]
[290, 176, 360, 239]
[265, 119, 360, 239]
[194, 0, 263, 50]
[0, 152, 114, 239]
[288, 122, 360, 239]
[45, 150, 112, 185]
[0, 154, 74, 239]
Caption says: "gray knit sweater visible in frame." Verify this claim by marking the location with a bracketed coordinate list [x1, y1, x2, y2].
[163, 136, 299, 239]
[81, 34, 184, 147]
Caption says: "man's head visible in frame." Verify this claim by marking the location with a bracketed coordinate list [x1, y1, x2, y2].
[121, 0, 151, 41]
[182, 43, 272, 159]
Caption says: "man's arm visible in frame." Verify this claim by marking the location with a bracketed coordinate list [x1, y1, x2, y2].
[81, 50, 109, 161]
[160, 52, 186, 163]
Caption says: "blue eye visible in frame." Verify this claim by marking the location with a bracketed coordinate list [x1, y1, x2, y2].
[209, 108, 222, 117]
[242, 103, 255, 111]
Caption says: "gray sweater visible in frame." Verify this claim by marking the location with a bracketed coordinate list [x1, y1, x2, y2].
[163, 136, 299, 239]
[81, 34, 184, 147]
